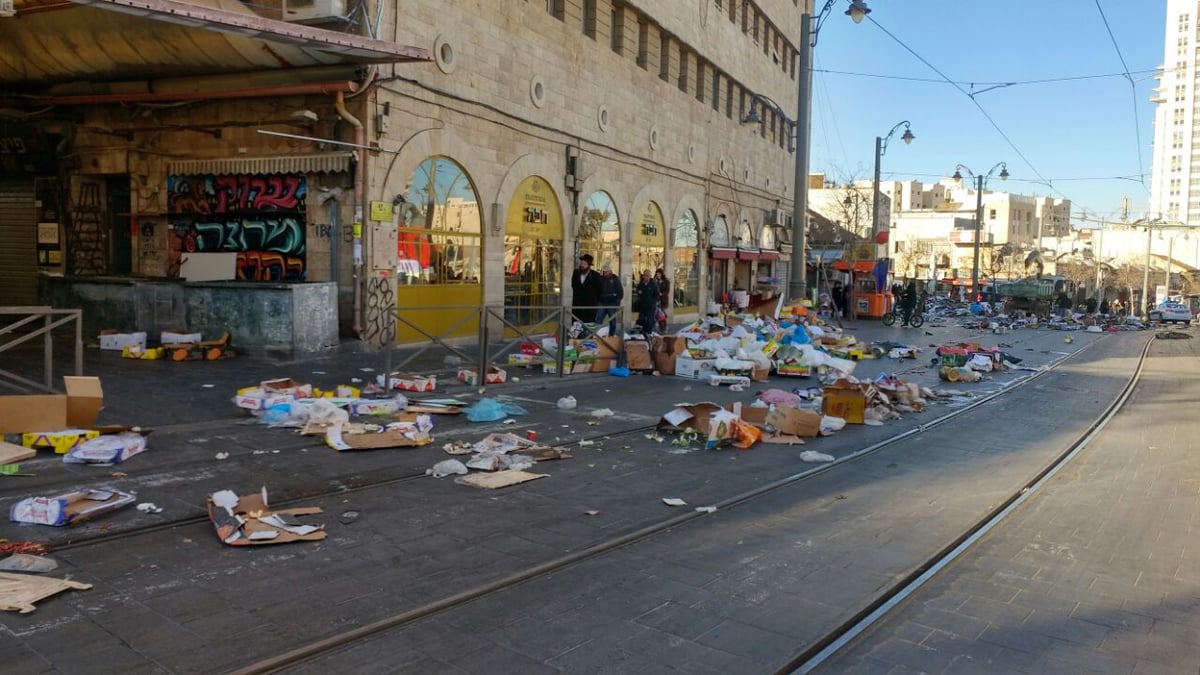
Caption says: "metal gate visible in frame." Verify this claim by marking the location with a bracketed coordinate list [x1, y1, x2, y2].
[0, 179, 37, 305]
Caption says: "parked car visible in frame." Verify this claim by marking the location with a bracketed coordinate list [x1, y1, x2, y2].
[1148, 302, 1194, 324]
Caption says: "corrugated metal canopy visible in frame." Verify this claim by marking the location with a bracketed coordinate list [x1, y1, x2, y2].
[167, 152, 354, 175]
[0, 0, 429, 87]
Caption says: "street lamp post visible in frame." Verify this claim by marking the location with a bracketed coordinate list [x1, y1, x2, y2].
[871, 121, 914, 239]
[953, 162, 1008, 301]
[789, 0, 871, 305]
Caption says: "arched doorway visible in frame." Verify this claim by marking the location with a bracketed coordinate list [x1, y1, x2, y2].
[580, 191, 621, 274]
[708, 215, 731, 308]
[504, 176, 563, 330]
[394, 156, 482, 343]
[673, 209, 700, 314]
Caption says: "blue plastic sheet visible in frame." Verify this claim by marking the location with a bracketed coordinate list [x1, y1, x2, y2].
[464, 398, 530, 422]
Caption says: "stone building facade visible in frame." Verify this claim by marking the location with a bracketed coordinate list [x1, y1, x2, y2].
[0, 0, 803, 348]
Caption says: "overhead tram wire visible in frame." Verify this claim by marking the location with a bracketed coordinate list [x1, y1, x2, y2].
[811, 67, 1160, 88]
[1093, 0, 1148, 189]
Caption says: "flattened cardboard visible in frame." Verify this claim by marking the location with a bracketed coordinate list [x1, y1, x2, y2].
[765, 407, 822, 438]
[760, 433, 807, 445]
[206, 487, 326, 546]
[624, 340, 654, 370]
[658, 402, 726, 434]
[0, 376, 104, 435]
[0, 573, 92, 614]
[455, 470, 548, 489]
[0, 441, 35, 464]
[325, 425, 432, 450]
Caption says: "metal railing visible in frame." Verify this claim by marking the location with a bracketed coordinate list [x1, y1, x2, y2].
[382, 304, 631, 389]
[0, 306, 84, 394]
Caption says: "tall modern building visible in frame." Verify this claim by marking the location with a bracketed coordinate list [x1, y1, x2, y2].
[0, 0, 809, 351]
[1151, 0, 1199, 227]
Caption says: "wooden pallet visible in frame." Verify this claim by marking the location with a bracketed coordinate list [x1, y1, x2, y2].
[0, 573, 92, 614]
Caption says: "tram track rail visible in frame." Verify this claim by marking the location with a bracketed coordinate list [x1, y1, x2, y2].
[224, 335, 1124, 675]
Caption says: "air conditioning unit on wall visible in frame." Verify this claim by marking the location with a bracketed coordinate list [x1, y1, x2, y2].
[281, 0, 346, 24]
[0, 0, 15, 18]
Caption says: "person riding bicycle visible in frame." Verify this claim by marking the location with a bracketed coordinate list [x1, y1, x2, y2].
[899, 280, 919, 327]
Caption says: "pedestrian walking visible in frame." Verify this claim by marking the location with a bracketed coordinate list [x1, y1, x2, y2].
[571, 253, 603, 324]
[595, 262, 623, 335]
[654, 269, 670, 332]
[899, 280, 918, 326]
[831, 280, 844, 317]
[634, 269, 660, 335]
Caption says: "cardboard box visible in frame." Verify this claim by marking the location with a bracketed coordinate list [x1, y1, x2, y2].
[22, 429, 101, 454]
[658, 402, 726, 434]
[457, 367, 507, 386]
[207, 487, 325, 546]
[594, 336, 623, 360]
[62, 433, 148, 465]
[507, 353, 543, 367]
[624, 340, 653, 370]
[234, 387, 295, 411]
[261, 378, 313, 399]
[161, 330, 202, 345]
[519, 342, 541, 355]
[0, 376, 104, 435]
[651, 335, 690, 375]
[542, 361, 580, 375]
[98, 331, 147, 351]
[393, 374, 436, 392]
[766, 407, 822, 437]
[0, 441, 36, 464]
[675, 355, 717, 380]
[591, 358, 615, 373]
[324, 422, 432, 450]
[821, 381, 869, 424]
[349, 399, 405, 416]
[733, 404, 770, 426]
[775, 363, 812, 378]
[122, 345, 165, 360]
[10, 488, 136, 527]
[751, 366, 771, 382]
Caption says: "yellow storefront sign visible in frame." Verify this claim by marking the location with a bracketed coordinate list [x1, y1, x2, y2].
[505, 176, 563, 239]
[632, 200, 665, 247]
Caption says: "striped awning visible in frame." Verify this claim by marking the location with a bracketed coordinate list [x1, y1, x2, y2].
[167, 152, 355, 176]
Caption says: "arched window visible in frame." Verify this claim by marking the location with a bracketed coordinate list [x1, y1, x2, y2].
[580, 191, 621, 274]
[399, 157, 482, 285]
[673, 209, 700, 311]
[709, 216, 730, 246]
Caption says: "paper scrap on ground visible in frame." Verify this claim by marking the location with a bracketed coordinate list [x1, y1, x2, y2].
[694, 506, 717, 514]
[454, 470, 548, 489]
[0, 554, 58, 574]
[662, 497, 688, 507]
[0, 573, 92, 613]
[800, 451, 835, 463]
[136, 502, 163, 514]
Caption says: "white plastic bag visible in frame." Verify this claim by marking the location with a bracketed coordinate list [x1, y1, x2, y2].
[557, 396, 578, 410]
[309, 399, 350, 425]
[427, 459, 468, 478]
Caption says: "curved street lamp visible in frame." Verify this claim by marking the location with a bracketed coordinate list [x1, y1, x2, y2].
[952, 162, 1008, 300]
[790, 0, 871, 303]
[871, 120, 914, 241]
[740, 93, 797, 152]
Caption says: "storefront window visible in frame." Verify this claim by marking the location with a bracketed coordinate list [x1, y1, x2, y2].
[709, 215, 730, 304]
[673, 209, 700, 312]
[504, 176, 563, 329]
[398, 157, 482, 285]
[632, 200, 666, 311]
[580, 191, 620, 273]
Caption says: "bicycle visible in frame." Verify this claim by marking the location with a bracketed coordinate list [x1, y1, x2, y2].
[881, 307, 924, 328]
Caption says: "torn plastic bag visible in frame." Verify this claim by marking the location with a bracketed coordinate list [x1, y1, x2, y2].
[465, 398, 530, 422]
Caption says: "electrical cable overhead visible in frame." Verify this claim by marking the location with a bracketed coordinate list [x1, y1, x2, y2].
[813, 50, 851, 177]
[811, 67, 1160, 88]
[866, 15, 1061, 198]
[1093, 0, 1147, 189]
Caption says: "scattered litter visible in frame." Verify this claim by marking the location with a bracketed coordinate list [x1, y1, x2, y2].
[800, 450, 835, 463]
[590, 408, 615, 418]
[136, 502, 163, 514]
[511, 377, 521, 383]
[503, 419, 516, 425]
[201, 384, 215, 388]
[359, 368, 375, 372]
[63, 433, 148, 465]
[583, 509, 601, 516]
[427, 459, 469, 478]
[662, 497, 688, 507]
[464, 398, 529, 422]
[0, 441, 35, 465]
[0, 541, 49, 556]
[311, 370, 327, 375]
[444, 355, 464, 367]
[207, 486, 325, 546]
[0, 572, 92, 613]
[864, 419, 884, 427]
[694, 506, 717, 514]
[10, 488, 136, 527]
[325, 418, 433, 451]
[556, 396, 578, 410]
[339, 510, 360, 524]
[350, 377, 363, 384]
[0, 554, 58, 574]
[215, 452, 230, 460]
[455, 470, 548, 489]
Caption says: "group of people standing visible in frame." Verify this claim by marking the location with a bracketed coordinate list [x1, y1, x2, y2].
[571, 253, 669, 335]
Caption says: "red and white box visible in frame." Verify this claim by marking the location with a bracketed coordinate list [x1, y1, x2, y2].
[392, 374, 437, 393]
[457, 367, 507, 386]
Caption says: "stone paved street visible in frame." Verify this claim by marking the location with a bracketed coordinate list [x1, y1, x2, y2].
[1, 322, 1189, 674]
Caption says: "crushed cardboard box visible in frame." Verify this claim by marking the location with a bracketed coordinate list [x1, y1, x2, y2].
[455, 470, 548, 489]
[0, 376, 103, 435]
[324, 417, 433, 450]
[62, 432, 147, 465]
[0, 441, 35, 464]
[0, 573, 92, 614]
[207, 487, 325, 546]
[765, 407, 822, 438]
[10, 488, 136, 527]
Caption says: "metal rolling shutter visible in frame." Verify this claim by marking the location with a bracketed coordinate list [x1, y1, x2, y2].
[0, 180, 37, 306]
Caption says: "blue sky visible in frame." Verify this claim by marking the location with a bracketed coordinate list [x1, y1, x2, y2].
[809, 0, 1166, 223]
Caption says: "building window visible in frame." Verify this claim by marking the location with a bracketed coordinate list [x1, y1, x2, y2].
[741, 0, 749, 32]
[1173, 155, 1183, 171]
[611, 8, 624, 54]
[696, 61, 706, 103]
[659, 35, 670, 81]
[728, 0, 737, 23]
[1177, 84, 1187, 102]
[582, 0, 596, 38]
[725, 79, 734, 119]
[678, 50, 689, 93]
[712, 72, 721, 112]
[989, 209, 997, 220]
[636, 18, 649, 69]
[547, 0, 564, 21]
[398, 156, 483, 286]
[1174, 131, 1185, 149]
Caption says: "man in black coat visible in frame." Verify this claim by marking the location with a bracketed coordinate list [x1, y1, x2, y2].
[571, 253, 603, 324]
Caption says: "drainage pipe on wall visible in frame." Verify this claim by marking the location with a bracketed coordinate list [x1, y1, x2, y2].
[334, 90, 366, 339]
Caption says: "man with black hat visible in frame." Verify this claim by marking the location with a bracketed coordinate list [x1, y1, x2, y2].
[571, 253, 603, 324]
